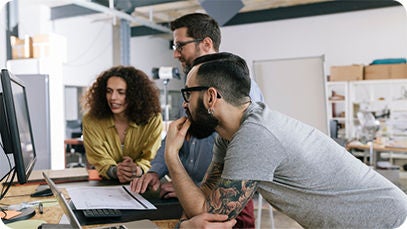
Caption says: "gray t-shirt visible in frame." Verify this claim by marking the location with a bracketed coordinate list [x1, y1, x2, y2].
[213, 102, 407, 228]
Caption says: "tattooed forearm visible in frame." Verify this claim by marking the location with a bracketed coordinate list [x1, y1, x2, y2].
[206, 179, 258, 219]
[201, 162, 224, 195]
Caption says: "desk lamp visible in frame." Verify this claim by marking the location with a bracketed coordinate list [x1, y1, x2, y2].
[357, 111, 380, 167]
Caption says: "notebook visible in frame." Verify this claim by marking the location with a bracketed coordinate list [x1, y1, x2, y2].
[41, 172, 158, 229]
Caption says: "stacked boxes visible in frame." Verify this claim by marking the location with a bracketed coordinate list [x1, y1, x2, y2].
[11, 33, 67, 63]
[10, 35, 33, 59]
[365, 64, 407, 80]
[330, 63, 407, 81]
[330, 65, 364, 81]
[32, 33, 67, 62]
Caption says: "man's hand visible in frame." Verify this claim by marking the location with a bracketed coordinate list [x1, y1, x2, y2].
[117, 156, 141, 183]
[180, 213, 236, 229]
[130, 172, 160, 193]
[165, 117, 190, 158]
[160, 181, 177, 199]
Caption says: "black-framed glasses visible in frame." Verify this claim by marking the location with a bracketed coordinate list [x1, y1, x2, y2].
[181, 86, 221, 103]
[172, 39, 203, 52]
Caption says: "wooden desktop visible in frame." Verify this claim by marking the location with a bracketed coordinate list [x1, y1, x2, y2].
[0, 169, 179, 228]
[346, 140, 407, 165]
[346, 141, 407, 153]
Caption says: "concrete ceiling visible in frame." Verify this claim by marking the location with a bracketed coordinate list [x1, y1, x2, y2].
[46, 0, 400, 37]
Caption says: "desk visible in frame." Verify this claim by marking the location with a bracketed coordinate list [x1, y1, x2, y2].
[1, 172, 180, 229]
[346, 141, 407, 165]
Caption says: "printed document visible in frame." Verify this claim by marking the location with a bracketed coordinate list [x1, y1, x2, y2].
[66, 185, 156, 210]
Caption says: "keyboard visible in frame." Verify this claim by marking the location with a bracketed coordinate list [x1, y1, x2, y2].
[82, 209, 122, 218]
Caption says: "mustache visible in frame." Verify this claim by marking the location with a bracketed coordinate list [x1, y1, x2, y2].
[184, 107, 218, 139]
[185, 108, 192, 119]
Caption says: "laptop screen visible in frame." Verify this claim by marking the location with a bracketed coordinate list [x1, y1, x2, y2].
[42, 172, 82, 229]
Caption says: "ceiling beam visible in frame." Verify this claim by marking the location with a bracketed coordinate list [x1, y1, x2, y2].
[51, 4, 99, 19]
[51, 0, 184, 19]
[130, 0, 400, 37]
[225, 0, 400, 26]
[50, 0, 171, 33]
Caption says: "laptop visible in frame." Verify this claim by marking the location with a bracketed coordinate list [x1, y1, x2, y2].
[41, 172, 158, 229]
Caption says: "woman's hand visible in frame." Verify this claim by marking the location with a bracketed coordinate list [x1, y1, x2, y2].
[117, 156, 141, 183]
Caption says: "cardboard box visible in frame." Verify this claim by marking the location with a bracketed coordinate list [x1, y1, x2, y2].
[365, 65, 390, 80]
[365, 64, 407, 80]
[390, 64, 407, 79]
[10, 35, 33, 59]
[330, 65, 364, 81]
[32, 33, 67, 62]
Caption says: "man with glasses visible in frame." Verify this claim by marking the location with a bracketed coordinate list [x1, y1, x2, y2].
[131, 13, 263, 228]
[165, 52, 407, 229]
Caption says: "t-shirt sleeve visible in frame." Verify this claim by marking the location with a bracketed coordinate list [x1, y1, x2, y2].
[215, 122, 287, 182]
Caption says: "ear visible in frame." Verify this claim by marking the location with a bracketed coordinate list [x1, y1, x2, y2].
[206, 87, 218, 107]
[201, 37, 214, 52]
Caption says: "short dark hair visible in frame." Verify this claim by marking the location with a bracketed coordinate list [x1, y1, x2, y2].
[192, 52, 251, 106]
[170, 13, 221, 52]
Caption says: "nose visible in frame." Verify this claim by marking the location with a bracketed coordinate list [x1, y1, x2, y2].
[182, 101, 188, 108]
[111, 91, 119, 99]
[173, 49, 181, 58]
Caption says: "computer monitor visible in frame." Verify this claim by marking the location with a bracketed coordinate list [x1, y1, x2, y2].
[0, 69, 36, 184]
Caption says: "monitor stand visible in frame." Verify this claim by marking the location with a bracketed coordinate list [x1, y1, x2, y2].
[3, 207, 36, 224]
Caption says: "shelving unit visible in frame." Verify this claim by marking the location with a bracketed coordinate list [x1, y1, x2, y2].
[326, 81, 350, 139]
[326, 79, 407, 141]
[350, 79, 407, 140]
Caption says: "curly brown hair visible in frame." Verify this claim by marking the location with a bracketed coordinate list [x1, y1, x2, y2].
[82, 65, 162, 125]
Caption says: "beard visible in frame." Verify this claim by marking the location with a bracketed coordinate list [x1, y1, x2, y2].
[183, 47, 203, 75]
[186, 98, 218, 139]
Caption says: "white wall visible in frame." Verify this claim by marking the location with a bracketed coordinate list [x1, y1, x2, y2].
[220, 6, 407, 79]
[130, 6, 407, 86]
[18, 1, 52, 35]
[3, 4, 407, 88]
[131, 35, 184, 90]
[53, 16, 113, 86]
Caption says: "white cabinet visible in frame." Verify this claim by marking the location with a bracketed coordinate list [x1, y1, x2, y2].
[326, 79, 407, 141]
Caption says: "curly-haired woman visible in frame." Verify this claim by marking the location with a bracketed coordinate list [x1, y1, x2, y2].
[82, 65, 163, 183]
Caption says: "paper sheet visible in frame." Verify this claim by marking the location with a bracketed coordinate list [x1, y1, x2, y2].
[66, 185, 156, 210]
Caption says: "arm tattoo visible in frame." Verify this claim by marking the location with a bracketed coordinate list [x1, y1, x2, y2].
[207, 178, 258, 220]
[200, 162, 223, 195]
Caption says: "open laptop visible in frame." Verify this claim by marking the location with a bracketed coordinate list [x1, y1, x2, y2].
[41, 172, 158, 229]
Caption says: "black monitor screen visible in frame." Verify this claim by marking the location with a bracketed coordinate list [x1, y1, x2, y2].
[0, 69, 36, 184]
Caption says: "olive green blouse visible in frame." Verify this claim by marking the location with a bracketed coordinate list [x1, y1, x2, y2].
[82, 113, 163, 179]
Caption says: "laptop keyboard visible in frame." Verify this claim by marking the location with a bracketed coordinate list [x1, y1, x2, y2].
[83, 209, 122, 218]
